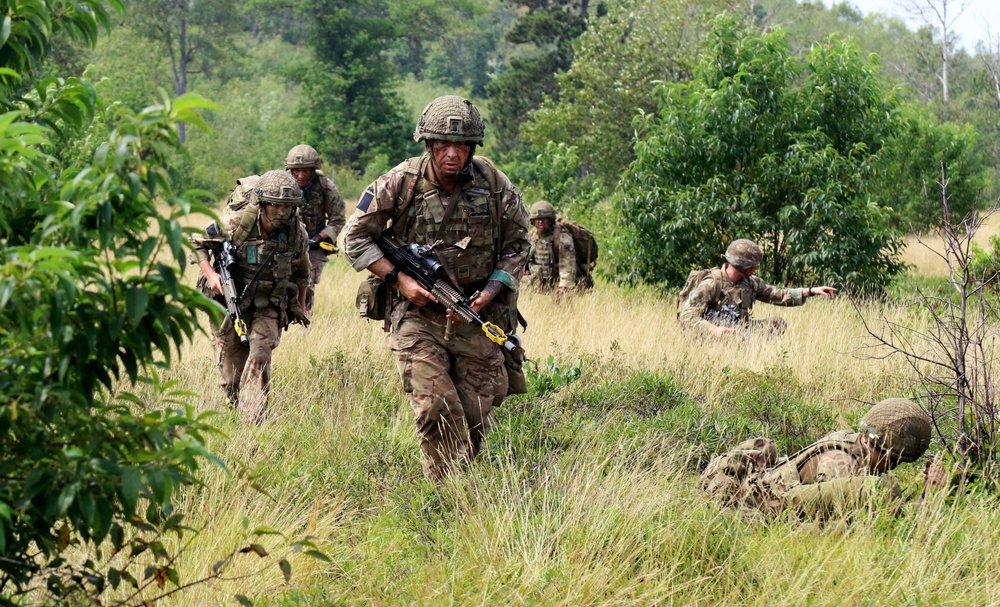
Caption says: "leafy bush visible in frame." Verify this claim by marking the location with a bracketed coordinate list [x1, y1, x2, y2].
[613, 15, 905, 294]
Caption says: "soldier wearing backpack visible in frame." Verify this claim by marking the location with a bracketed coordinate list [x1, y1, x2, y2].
[343, 96, 530, 482]
[525, 200, 596, 293]
[677, 239, 837, 336]
[284, 144, 346, 313]
[191, 170, 312, 425]
[698, 398, 933, 518]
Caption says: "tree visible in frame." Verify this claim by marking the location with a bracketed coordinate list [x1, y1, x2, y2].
[0, 0, 295, 602]
[296, 0, 414, 171]
[613, 16, 906, 293]
[129, 0, 244, 141]
[895, 0, 969, 104]
[523, 0, 733, 182]
[486, 0, 590, 154]
[872, 103, 987, 232]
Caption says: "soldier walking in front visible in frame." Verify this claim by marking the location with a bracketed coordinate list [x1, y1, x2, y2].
[192, 170, 311, 424]
[344, 95, 530, 481]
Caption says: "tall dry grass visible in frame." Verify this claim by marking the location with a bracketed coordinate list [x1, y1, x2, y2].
[98, 222, 1000, 605]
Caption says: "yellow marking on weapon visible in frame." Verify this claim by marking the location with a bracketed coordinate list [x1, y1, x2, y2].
[234, 318, 248, 340]
[481, 321, 507, 346]
[319, 241, 336, 252]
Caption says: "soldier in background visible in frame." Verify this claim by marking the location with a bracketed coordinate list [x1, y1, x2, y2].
[698, 398, 933, 518]
[525, 200, 580, 294]
[192, 170, 311, 425]
[677, 238, 837, 336]
[343, 95, 530, 481]
[285, 144, 346, 312]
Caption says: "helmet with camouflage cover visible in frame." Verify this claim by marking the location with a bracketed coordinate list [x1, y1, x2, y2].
[724, 239, 763, 269]
[859, 398, 932, 463]
[255, 170, 303, 205]
[529, 201, 556, 221]
[414, 95, 485, 145]
[285, 144, 322, 170]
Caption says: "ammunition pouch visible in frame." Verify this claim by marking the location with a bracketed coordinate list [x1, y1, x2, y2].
[356, 274, 388, 321]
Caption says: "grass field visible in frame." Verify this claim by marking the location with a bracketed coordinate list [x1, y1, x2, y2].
[104, 215, 1000, 606]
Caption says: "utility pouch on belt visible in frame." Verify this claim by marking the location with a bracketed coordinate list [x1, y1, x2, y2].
[356, 275, 388, 321]
[503, 343, 528, 395]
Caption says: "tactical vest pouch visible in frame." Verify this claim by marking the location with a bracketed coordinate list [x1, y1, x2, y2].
[356, 274, 388, 321]
[503, 343, 527, 395]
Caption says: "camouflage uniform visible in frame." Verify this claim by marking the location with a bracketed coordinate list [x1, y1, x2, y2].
[344, 96, 530, 481]
[527, 227, 577, 290]
[192, 171, 311, 424]
[698, 399, 932, 518]
[677, 267, 807, 334]
[286, 145, 346, 310]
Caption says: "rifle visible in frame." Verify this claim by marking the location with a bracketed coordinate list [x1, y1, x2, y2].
[377, 235, 522, 355]
[706, 304, 742, 329]
[217, 241, 249, 344]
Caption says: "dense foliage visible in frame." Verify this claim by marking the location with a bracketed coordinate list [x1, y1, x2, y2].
[0, 0, 231, 602]
[614, 16, 907, 293]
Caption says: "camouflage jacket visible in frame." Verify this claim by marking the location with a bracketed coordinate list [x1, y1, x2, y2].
[677, 266, 807, 332]
[528, 226, 577, 289]
[299, 170, 345, 243]
[191, 206, 311, 312]
[343, 155, 530, 328]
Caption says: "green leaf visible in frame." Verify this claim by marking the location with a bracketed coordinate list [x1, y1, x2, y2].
[235, 595, 253, 607]
[278, 558, 291, 584]
[125, 286, 149, 324]
[121, 467, 141, 517]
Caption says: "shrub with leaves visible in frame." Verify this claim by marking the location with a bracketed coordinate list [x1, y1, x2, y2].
[613, 15, 905, 294]
[0, 0, 245, 602]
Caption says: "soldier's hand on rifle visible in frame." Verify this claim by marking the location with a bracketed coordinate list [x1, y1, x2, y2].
[198, 260, 224, 295]
[709, 324, 737, 337]
[398, 273, 437, 307]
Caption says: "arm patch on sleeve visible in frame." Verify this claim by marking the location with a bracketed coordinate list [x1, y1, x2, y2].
[206, 222, 219, 237]
[356, 187, 375, 214]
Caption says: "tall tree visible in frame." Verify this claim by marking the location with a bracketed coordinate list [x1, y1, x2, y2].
[486, 0, 591, 154]
[129, 0, 243, 141]
[297, 0, 414, 171]
[896, 0, 969, 104]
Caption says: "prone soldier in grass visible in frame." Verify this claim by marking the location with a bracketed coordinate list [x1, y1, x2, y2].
[699, 398, 933, 518]
[344, 95, 530, 481]
[284, 144, 346, 312]
[192, 170, 311, 425]
[677, 238, 837, 336]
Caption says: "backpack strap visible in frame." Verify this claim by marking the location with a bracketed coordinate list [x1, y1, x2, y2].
[470, 156, 503, 260]
[389, 156, 429, 233]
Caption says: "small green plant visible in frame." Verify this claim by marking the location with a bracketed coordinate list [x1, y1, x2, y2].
[526, 356, 585, 397]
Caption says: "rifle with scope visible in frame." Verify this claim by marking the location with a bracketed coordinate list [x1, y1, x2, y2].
[376, 235, 522, 355]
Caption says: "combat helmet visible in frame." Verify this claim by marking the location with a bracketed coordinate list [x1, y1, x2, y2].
[414, 95, 485, 145]
[859, 398, 932, 463]
[724, 239, 763, 269]
[529, 201, 556, 221]
[285, 144, 322, 170]
[255, 170, 303, 205]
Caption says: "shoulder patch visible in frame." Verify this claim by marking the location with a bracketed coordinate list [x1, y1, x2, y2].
[206, 222, 219, 237]
[357, 186, 375, 214]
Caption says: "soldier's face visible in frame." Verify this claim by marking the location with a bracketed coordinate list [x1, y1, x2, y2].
[263, 203, 293, 224]
[737, 264, 758, 278]
[427, 140, 472, 179]
[290, 168, 314, 188]
[532, 218, 553, 231]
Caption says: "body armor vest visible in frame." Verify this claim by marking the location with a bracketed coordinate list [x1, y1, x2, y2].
[299, 174, 333, 237]
[232, 212, 300, 310]
[711, 272, 757, 321]
[761, 431, 865, 495]
[530, 231, 557, 282]
[400, 162, 498, 288]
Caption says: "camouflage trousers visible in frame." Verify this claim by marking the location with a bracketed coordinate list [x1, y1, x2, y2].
[388, 307, 507, 481]
[211, 305, 283, 425]
[305, 249, 329, 312]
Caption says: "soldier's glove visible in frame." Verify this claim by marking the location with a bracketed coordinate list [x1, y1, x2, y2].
[287, 307, 311, 328]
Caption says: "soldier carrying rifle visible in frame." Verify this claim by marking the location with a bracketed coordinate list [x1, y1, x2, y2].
[344, 95, 530, 482]
[191, 170, 311, 425]
[677, 239, 837, 336]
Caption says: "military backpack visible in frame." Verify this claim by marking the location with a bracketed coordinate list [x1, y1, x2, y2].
[555, 220, 598, 282]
